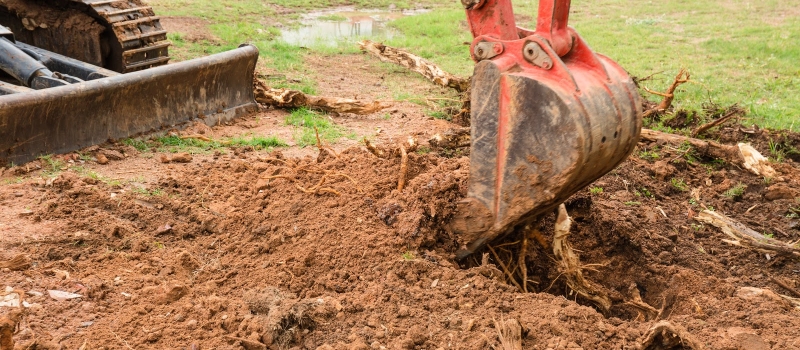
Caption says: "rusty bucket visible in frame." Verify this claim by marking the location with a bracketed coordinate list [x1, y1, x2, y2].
[452, 0, 642, 257]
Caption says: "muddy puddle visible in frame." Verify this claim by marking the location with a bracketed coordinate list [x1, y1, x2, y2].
[280, 7, 429, 46]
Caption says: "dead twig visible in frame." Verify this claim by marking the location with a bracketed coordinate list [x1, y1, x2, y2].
[691, 106, 744, 137]
[770, 275, 800, 298]
[397, 145, 408, 192]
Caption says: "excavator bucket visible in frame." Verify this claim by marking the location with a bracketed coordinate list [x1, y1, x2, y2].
[451, 0, 642, 257]
[0, 44, 259, 165]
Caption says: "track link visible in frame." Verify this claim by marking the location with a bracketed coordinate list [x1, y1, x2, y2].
[82, 0, 170, 72]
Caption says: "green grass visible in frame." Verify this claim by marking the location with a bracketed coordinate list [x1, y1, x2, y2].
[229, 135, 289, 149]
[385, 1, 800, 130]
[590, 186, 604, 194]
[38, 155, 65, 178]
[285, 108, 353, 146]
[724, 183, 747, 198]
[670, 178, 689, 192]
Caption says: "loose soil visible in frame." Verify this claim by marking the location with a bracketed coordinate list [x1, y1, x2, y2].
[2, 52, 800, 350]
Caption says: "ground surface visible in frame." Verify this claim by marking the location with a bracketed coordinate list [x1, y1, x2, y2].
[3, 2, 800, 350]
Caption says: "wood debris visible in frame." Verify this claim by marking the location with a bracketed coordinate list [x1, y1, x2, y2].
[254, 79, 389, 115]
[640, 129, 777, 178]
[691, 106, 745, 137]
[694, 210, 800, 257]
[359, 40, 470, 93]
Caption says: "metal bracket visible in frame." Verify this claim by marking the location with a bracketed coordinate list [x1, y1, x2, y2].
[473, 41, 504, 61]
[522, 41, 553, 69]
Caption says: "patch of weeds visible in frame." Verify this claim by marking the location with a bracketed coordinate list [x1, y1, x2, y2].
[1, 177, 25, 185]
[724, 183, 747, 198]
[636, 187, 654, 198]
[401, 251, 415, 261]
[122, 138, 150, 152]
[670, 178, 689, 192]
[624, 201, 641, 206]
[691, 223, 704, 231]
[638, 146, 660, 161]
[381, 113, 392, 120]
[763, 233, 774, 239]
[285, 108, 352, 146]
[229, 136, 288, 150]
[763, 177, 773, 186]
[416, 145, 432, 154]
[133, 187, 164, 197]
[768, 139, 786, 163]
[689, 198, 697, 206]
[153, 241, 165, 250]
[77, 153, 93, 162]
[155, 135, 223, 153]
[39, 155, 65, 178]
[590, 186, 604, 195]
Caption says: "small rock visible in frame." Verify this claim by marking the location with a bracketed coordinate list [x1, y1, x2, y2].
[158, 284, 188, 304]
[96, 153, 109, 165]
[764, 184, 797, 201]
[159, 154, 171, 163]
[79, 321, 94, 328]
[397, 305, 410, 317]
[186, 319, 198, 330]
[47, 290, 82, 301]
[653, 160, 676, 181]
[156, 224, 173, 235]
[406, 325, 428, 345]
[100, 149, 124, 160]
[171, 153, 193, 163]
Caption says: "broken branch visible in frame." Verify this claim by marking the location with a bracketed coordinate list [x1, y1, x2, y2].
[359, 40, 470, 93]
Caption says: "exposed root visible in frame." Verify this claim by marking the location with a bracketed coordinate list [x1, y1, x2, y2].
[359, 40, 470, 93]
[642, 69, 690, 118]
[552, 204, 612, 313]
[639, 320, 704, 350]
[398, 145, 408, 192]
[254, 79, 390, 114]
[519, 230, 530, 293]
[493, 317, 523, 350]
[623, 283, 659, 321]
[770, 275, 800, 298]
[487, 245, 523, 292]
[694, 210, 800, 257]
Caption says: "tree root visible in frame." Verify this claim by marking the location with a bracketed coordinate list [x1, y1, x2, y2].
[694, 210, 800, 257]
[552, 204, 612, 313]
[0, 255, 30, 271]
[254, 79, 390, 115]
[358, 40, 470, 93]
[642, 69, 690, 118]
[640, 129, 777, 178]
[493, 318, 523, 350]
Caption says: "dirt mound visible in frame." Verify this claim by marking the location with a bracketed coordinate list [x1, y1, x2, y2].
[1, 134, 800, 349]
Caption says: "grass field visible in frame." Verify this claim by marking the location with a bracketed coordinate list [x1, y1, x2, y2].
[150, 0, 800, 131]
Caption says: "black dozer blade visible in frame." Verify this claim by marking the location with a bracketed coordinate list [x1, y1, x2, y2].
[0, 44, 259, 165]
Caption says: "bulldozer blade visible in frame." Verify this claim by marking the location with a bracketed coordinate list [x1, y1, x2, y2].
[451, 47, 642, 259]
[0, 44, 260, 166]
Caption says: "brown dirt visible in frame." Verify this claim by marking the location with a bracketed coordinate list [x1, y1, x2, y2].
[2, 53, 800, 349]
[161, 16, 220, 43]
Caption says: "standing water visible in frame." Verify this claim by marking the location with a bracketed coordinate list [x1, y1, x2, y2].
[280, 7, 430, 47]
